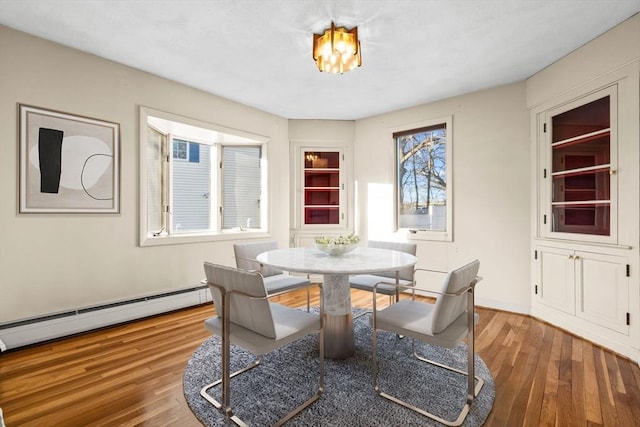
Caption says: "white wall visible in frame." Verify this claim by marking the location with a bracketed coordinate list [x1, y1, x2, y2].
[527, 13, 640, 109]
[354, 83, 532, 313]
[0, 26, 291, 323]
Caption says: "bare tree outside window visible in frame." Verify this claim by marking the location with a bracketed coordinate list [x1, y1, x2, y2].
[396, 123, 447, 231]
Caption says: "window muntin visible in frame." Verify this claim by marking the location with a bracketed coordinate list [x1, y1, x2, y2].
[140, 107, 269, 245]
[394, 117, 452, 241]
[173, 140, 187, 160]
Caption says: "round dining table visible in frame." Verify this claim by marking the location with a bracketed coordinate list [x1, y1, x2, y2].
[256, 246, 417, 359]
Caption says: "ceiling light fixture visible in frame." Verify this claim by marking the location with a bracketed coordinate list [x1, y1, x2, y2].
[313, 22, 361, 74]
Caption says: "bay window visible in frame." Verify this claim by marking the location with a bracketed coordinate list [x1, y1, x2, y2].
[139, 107, 268, 246]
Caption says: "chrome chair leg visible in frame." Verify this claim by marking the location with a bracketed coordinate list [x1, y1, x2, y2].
[201, 347, 325, 427]
[200, 356, 263, 426]
[372, 336, 483, 427]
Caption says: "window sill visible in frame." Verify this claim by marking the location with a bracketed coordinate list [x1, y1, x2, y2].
[406, 228, 452, 242]
[139, 229, 271, 247]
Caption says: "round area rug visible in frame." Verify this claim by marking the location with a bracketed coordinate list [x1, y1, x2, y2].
[183, 311, 495, 426]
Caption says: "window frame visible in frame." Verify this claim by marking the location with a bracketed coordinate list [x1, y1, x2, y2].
[391, 116, 453, 242]
[139, 106, 271, 247]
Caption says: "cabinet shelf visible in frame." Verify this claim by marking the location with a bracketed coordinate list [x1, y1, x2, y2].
[551, 164, 610, 177]
[551, 128, 610, 148]
[551, 201, 610, 206]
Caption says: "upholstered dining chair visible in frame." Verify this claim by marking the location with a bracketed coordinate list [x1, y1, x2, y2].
[349, 240, 417, 316]
[234, 240, 312, 310]
[200, 262, 324, 427]
[371, 259, 483, 426]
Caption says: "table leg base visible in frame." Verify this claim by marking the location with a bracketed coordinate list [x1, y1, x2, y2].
[324, 312, 355, 359]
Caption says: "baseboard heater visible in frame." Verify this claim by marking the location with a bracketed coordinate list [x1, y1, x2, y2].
[0, 285, 211, 351]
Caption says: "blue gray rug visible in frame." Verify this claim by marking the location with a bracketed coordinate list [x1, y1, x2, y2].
[183, 310, 495, 426]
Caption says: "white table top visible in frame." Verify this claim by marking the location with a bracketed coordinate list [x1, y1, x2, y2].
[256, 246, 416, 275]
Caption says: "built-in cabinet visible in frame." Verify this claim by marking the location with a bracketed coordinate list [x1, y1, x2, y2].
[540, 86, 618, 243]
[531, 68, 639, 361]
[303, 150, 343, 226]
[290, 141, 352, 248]
[535, 246, 629, 336]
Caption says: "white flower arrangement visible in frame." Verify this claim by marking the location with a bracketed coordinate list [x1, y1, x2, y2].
[314, 233, 360, 255]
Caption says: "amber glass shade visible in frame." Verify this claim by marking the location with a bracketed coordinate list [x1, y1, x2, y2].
[313, 22, 361, 74]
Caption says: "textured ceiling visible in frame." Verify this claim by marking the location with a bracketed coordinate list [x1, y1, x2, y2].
[0, 1, 639, 120]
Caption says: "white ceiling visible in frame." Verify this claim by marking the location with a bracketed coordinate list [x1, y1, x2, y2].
[1, 1, 639, 120]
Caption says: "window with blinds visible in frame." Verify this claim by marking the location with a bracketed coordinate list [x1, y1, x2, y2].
[140, 107, 268, 245]
[222, 146, 262, 229]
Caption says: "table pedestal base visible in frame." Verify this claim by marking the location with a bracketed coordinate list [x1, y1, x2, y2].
[323, 273, 355, 359]
[323, 312, 355, 359]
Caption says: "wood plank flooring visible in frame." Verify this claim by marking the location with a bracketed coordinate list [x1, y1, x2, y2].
[1, 288, 639, 426]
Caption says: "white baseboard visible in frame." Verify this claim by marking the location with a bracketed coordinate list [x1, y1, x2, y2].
[475, 297, 530, 315]
[0, 286, 212, 350]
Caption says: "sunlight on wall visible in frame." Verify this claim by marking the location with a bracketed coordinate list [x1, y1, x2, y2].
[367, 182, 395, 240]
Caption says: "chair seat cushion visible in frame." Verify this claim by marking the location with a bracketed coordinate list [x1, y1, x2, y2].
[349, 274, 413, 295]
[205, 304, 321, 355]
[374, 300, 478, 349]
[263, 274, 311, 293]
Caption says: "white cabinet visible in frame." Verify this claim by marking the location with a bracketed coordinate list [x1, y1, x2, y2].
[535, 246, 629, 335]
[528, 30, 639, 362]
[530, 66, 639, 361]
[535, 246, 575, 314]
[290, 141, 353, 248]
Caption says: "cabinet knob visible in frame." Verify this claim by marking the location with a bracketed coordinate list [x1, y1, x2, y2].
[574, 255, 580, 260]
[568, 255, 574, 259]
[610, 169, 617, 175]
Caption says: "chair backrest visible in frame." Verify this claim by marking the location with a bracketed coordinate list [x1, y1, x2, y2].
[429, 259, 480, 334]
[204, 262, 277, 339]
[367, 240, 417, 281]
[233, 240, 283, 277]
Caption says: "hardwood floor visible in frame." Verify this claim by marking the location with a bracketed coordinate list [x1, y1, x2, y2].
[1, 288, 639, 426]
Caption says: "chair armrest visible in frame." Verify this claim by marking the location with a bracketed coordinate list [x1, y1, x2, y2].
[265, 281, 319, 299]
[371, 280, 415, 298]
[414, 275, 482, 297]
[414, 267, 448, 274]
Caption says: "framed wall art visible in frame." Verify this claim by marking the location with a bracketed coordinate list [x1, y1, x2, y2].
[19, 104, 120, 213]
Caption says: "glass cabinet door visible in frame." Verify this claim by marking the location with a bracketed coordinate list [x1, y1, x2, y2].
[303, 150, 342, 225]
[545, 86, 617, 240]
